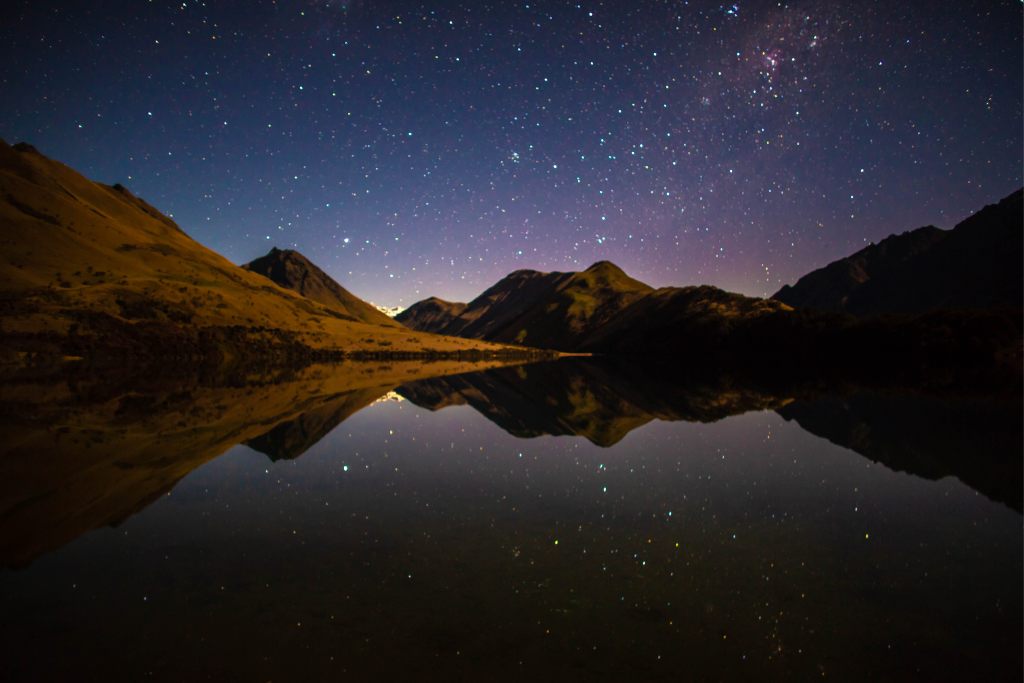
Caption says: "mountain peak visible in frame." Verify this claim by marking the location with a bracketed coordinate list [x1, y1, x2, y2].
[111, 183, 135, 198]
[585, 260, 622, 273]
[12, 142, 41, 156]
[242, 247, 397, 327]
[395, 297, 468, 331]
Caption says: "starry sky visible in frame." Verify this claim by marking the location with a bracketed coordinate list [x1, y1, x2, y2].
[1, 1, 1020, 306]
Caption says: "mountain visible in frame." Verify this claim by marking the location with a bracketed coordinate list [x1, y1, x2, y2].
[483, 261, 655, 348]
[0, 139, 525, 363]
[401, 259, 1020, 384]
[400, 261, 795, 354]
[395, 190, 1022, 372]
[580, 288, 1022, 391]
[576, 284, 791, 354]
[396, 297, 467, 332]
[772, 189, 1023, 316]
[398, 261, 654, 349]
[242, 247, 397, 327]
[439, 268, 577, 339]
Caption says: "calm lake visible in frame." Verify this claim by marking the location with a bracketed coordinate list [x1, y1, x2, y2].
[0, 358, 1020, 681]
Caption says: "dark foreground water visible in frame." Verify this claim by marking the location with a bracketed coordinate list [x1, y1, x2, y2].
[0, 359, 1020, 681]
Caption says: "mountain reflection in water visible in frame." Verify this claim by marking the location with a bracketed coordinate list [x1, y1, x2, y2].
[248, 357, 1023, 512]
[0, 357, 1020, 681]
[0, 358, 516, 568]
[397, 361, 1023, 512]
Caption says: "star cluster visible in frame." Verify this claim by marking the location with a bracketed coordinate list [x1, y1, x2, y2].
[1, 0, 1020, 304]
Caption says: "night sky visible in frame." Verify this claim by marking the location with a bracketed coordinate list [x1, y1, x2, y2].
[2, 1, 1020, 307]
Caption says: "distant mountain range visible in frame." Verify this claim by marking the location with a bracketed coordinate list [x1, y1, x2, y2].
[396, 264, 1020, 378]
[772, 189, 1023, 316]
[397, 261, 659, 350]
[396, 260, 782, 353]
[395, 192, 1022, 373]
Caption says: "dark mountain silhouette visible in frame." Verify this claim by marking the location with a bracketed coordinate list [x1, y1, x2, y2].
[585, 300, 1021, 396]
[576, 284, 789, 354]
[777, 393, 1023, 513]
[419, 268, 576, 339]
[242, 247, 398, 327]
[772, 189, 1023, 316]
[441, 268, 577, 340]
[396, 193, 1021, 379]
[395, 296, 467, 332]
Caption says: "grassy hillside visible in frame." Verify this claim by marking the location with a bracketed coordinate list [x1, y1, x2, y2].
[0, 139, 527, 362]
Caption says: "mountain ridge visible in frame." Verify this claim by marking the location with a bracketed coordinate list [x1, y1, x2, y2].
[396, 191, 1022, 374]
[772, 188, 1023, 316]
[396, 260, 654, 349]
[395, 296, 467, 332]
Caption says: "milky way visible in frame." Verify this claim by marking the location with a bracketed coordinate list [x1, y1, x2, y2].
[1, 0, 1020, 305]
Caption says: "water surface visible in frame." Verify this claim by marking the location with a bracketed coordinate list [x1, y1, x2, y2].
[0, 359, 1020, 681]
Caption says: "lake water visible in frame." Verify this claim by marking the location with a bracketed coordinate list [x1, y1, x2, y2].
[0, 359, 1020, 681]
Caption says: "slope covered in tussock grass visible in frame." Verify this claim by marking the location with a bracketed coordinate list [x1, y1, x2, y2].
[0, 139, 531, 363]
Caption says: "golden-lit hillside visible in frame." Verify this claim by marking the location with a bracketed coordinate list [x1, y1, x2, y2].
[0, 140, 529, 361]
